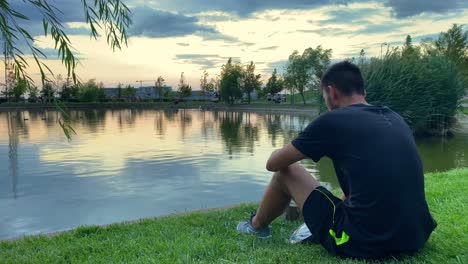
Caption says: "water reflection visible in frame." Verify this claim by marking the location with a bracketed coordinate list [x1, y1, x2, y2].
[219, 112, 244, 156]
[0, 109, 466, 240]
[7, 112, 18, 199]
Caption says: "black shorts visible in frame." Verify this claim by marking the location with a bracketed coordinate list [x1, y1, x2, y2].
[302, 186, 353, 258]
[303, 187, 425, 259]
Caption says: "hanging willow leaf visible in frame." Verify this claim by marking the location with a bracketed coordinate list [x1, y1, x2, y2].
[0, 0, 132, 140]
[54, 98, 76, 141]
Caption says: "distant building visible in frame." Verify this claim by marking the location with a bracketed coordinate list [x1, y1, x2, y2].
[103, 86, 223, 101]
[136, 86, 158, 99]
[104, 86, 172, 100]
[185, 90, 212, 101]
[104, 88, 119, 99]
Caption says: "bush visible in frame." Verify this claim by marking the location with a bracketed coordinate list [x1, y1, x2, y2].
[78, 81, 106, 102]
[361, 50, 466, 136]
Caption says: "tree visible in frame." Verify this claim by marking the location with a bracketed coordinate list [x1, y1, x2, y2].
[55, 74, 64, 93]
[200, 70, 209, 95]
[283, 71, 297, 104]
[212, 76, 220, 92]
[122, 85, 136, 100]
[60, 78, 79, 101]
[200, 70, 215, 95]
[163, 86, 172, 98]
[155, 76, 166, 101]
[78, 79, 106, 102]
[0, 1, 131, 86]
[28, 85, 39, 102]
[435, 24, 467, 62]
[284, 46, 332, 104]
[178, 72, 192, 99]
[402, 35, 420, 59]
[265, 68, 284, 95]
[242, 61, 262, 104]
[12, 79, 29, 102]
[41, 82, 55, 102]
[434, 24, 468, 83]
[219, 58, 243, 104]
[358, 49, 366, 66]
[179, 85, 192, 99]
[117, 83, 123, 100]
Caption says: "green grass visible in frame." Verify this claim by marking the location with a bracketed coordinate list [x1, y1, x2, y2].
[1, 169, 467, 263]
[284, 89, 319, 104]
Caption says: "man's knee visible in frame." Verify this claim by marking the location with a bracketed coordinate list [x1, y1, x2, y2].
[272, 163, 310, 186]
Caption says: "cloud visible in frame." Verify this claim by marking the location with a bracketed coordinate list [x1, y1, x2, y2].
[196, 11, 239, 22]
[258, 46, 279, 51]
[129, 7, 217, 38]
[175, 54, 219, 59]
[174, 54, 238, 69]
[267, 32, 279, 38]
[385, 0, 468, 18]
[10, 1, 88, 37]
[200, 31, 241, 43]
[11, 0, 85, 24]
[412, 33, 441, 42]
[152, 0, 468, 18]
[263, 15, 281, 22]
[153, 0, 332, 17]
[316, 7, 378, 26]
[128, 7, 247, 45]
[297, 27, 352, 36]
[3, 1, 90, 60]
[354, 23, 406, 34]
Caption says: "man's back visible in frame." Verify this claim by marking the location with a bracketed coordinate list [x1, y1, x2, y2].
[238, 61, 436, 259]
[292, 104, 437, 256]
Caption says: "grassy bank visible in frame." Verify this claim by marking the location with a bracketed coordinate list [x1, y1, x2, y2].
[1, 169, 467, 263]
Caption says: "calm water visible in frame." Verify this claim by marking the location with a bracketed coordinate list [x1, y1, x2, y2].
[0, 109, 467, 240]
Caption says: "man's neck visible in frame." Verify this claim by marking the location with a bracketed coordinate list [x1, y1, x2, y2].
[337, 95, 368, 109]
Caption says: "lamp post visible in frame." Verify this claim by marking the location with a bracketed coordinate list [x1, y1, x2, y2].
[381, 42, 388, 59]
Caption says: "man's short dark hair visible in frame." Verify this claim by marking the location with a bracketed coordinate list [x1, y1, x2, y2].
[321, 61, 365, 96]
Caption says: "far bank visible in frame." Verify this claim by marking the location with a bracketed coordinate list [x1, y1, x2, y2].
[0, 102, 319, 116]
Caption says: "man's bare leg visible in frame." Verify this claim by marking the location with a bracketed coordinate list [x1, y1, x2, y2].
[251, 163, 321, 230]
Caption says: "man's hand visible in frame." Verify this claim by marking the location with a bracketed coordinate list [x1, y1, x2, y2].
[266, 144, 306, 172]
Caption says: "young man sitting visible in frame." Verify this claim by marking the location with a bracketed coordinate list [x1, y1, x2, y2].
[237, 61, 437, 259]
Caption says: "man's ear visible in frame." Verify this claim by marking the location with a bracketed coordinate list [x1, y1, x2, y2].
[329, 85, 339, 100]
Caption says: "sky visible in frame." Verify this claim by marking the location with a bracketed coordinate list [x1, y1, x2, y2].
[4, 0, 468, 89]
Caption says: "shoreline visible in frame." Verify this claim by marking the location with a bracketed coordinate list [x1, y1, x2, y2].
[0, 102, 319, 116]
[1, 204, 245, 243]
[1, 168, 467, 263]
[2, 168, 466, 243]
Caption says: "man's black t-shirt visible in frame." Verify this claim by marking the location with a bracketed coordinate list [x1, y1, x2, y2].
[292, 104, 437, 254]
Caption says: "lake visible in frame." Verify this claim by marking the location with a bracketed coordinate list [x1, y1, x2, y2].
[0, 108, 467, 240]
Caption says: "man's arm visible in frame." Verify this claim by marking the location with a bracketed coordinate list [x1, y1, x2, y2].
[266, 143, 306, 172]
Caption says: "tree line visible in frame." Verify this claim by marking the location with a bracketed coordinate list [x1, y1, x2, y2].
[215, 24, 467, 135]
[0, 76, 140, 103]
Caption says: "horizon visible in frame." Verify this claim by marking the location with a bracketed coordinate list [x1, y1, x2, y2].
[1, 0, 467, 89]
